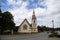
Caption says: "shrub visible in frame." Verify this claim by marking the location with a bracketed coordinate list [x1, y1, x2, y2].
[49, 33, 57, 37]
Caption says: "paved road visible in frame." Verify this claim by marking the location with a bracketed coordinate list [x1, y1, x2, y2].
[0, 32, 60, 40]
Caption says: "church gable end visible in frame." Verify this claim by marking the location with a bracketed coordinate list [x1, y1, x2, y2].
[18, 19, 31, 33]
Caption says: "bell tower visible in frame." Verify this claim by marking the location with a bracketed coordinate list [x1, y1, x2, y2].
[32, 10, 38, 32]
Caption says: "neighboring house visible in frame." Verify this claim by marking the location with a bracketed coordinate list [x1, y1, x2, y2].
[18, 10, 38, 33]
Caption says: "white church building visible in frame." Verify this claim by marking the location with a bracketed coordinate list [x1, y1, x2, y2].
[18, 10, 38, 33]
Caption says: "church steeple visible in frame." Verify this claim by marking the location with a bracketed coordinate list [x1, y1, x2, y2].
[32, 9, 38, 32]
[33, 9, 35, 15]
[32, 9, 36, 20]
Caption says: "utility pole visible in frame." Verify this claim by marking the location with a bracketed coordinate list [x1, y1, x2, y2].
[52, 20, 54, 32]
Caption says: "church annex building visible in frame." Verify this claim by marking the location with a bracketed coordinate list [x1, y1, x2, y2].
[18, 10, 38, 33]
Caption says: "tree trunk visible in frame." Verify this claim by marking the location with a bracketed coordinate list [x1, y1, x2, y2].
[11, 29, 13, 35]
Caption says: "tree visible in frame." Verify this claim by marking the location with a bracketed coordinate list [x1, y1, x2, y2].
[0, 9, 3, 34]
[2, 11, 15, 34]
[37, 25, 44, 32]
[37, 25, 49, 32]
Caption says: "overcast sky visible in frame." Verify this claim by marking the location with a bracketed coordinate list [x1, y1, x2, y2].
[1, 0, 60, 28]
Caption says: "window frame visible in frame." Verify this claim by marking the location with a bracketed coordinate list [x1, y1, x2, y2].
[23, 24, 27, 30]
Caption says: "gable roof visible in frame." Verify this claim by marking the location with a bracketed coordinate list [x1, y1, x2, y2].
[19, 19, 31, 28]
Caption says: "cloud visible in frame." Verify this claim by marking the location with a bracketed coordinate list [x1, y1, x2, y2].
[4, 0, 60, 28]
[43, 0, 60, 27]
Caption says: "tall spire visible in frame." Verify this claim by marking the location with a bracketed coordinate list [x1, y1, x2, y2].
[33, 9, 35, 15]
[32, 9, 36, 19]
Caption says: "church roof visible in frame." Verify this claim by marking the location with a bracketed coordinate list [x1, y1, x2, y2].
[19, 19, 32, 27]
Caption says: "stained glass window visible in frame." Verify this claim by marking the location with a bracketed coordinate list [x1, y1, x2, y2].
[23, 24, 27, 30]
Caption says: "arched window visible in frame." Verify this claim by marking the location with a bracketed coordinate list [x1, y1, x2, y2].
[23, 25, 27, 30]
[34, 20, 35, 23]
